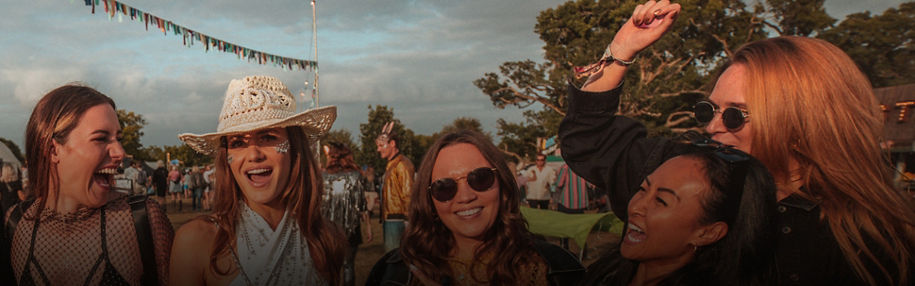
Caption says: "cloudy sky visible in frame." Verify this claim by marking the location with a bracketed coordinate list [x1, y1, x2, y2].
[0, 0, 906, 149]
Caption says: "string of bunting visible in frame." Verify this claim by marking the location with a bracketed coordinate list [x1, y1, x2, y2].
[82, 0, 317, 71]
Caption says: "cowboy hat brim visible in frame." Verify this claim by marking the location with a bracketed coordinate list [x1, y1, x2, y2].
[178, 105, 336, 155]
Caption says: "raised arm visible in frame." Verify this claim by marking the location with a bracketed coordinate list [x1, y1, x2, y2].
[581, 0, 681, 92]
[559, 0, 683, 220]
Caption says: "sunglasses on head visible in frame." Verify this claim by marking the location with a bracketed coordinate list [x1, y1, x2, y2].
[690, 137, 750, 164]
[428, 167, 498, 202]
[693, 101, 750, 131]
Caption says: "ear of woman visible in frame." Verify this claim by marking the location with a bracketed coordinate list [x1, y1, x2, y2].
[692, 222, 728, 248]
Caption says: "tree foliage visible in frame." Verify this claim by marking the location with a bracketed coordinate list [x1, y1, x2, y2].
[117, 109, 148, 161]
[496, 110, 562, 163]
[762, 0, 834, 36]
[440, 117, 490, 139]
[818, 2, 915, 87]
[141, 144, 211, 168]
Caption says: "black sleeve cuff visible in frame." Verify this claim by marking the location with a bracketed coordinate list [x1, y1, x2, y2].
[566, 82, 623, 114]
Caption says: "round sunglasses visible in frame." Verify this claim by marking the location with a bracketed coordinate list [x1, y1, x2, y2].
[693, 101, 750, 131]
[428, 167, 498, 202]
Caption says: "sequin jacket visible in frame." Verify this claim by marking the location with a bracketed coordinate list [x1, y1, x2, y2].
[382, 154, 414, 220]
[321, 170, 368, 239]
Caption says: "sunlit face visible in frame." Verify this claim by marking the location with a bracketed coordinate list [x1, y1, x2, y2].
[431, 143, 500, 244]
[621, 156, 714, 264]
[375, 138, 396, 161]
[226, 128, 292, 207]
[535, 155, 546, 168]
[51, 104, 125, 208]
[706, 64, 752, 153]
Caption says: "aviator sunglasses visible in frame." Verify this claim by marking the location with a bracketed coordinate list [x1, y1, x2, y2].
[693, 101, 750, 131]
[428, 167, 498, 202]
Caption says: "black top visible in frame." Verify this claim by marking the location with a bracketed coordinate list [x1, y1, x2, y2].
[18, 205, 130, 286]
[558, 84, 896, 285]
[580, 248, 717, 286]
[152, 167, 168, 193]
[0, 181, 22, 216]
[365, 239, 585, 286]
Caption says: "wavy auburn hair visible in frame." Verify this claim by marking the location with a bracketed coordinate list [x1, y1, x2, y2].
[401, 130, 540, 285]
[24, 84, 115, 216]
[323, 141, 359, 174]
[735, 36, 915, 285]
[205, 126, 344, 284]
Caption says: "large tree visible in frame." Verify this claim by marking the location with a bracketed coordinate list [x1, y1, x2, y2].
[817, 2, 915, 87]
[117, 109, 148, 160]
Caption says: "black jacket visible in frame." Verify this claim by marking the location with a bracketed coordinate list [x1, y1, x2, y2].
[559, 83, 903, 285]
[365, 239, 585, 286]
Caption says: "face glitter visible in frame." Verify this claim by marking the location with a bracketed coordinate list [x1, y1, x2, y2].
[275, 140, 290, 153]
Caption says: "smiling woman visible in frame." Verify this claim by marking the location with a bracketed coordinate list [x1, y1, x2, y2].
[366, 130, 585, 286]
[1, 84, 174, 286]
[171, 75, 343, 286]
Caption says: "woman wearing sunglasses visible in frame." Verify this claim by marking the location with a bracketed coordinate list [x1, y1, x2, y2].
[560, 1, 915, 285]
[366, 130, 584, 286]
[170, 76, 344, 285]
[581, 140, 777, 285]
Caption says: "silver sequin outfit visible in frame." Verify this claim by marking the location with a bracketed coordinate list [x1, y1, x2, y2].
[320, 170, 368, 243]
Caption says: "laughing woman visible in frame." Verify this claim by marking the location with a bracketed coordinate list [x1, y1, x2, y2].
[367, 130, 584, 286]
[581, 140, 777, 285]
[170, 76, 344, 286]
[3, 84, 174, 285]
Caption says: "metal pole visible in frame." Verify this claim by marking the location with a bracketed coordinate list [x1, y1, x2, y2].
[312, 0, 319, 107]
[310, 0, 322, 161]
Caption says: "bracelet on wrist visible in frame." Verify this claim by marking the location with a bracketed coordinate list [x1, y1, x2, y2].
[572, 45, 637, 79]
[600, 46, 636, 66]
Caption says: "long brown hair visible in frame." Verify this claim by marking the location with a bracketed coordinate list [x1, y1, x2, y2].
[24, 84, 115, 216]
[736, 36, 915, 285]
[323, 142, 359, 174]
[206, 126, 344, 284]
[401, 130, 540, 285]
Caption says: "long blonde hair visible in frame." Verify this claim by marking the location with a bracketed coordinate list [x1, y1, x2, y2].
[0, 162, 18, 183]
[737, 36, 915, 285]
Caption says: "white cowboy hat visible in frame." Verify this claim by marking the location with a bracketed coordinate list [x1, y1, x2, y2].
[178, 75, 335, 155]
